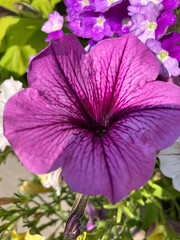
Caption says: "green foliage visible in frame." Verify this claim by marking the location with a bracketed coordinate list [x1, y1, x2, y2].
[0, 147, 13, 164]
[31, 0, 53, 18]
[0, 0, 30, 11]
[0, 45, 36, 75]
[0, 15, 47, 76]
[142, 203, 158, 231]
[0, 16, 19, 46]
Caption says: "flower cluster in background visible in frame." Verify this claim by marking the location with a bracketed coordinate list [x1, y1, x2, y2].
[64, 0, 180, 78]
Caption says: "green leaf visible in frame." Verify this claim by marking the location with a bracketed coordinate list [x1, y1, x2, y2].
[0, 147, 12, 164]
[142, 203, 158, 231]
[31, 0, 52, 18]
[39, 204, 49, 211]
[0, 45, 36, 75]
[0, 0, 30, 11]
[3, 18, 46, 48]
[0, 16, 19, 46]
[0, 223, 10, 233]
[149, 181, 180, 200]
[0, 17, 47, 75]
[103, 202, 121, 209]
[116, 206, 123, 224]
[123, 206, 134, 218]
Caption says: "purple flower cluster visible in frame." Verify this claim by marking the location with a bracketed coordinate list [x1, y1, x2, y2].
[64, 0, 180, 78]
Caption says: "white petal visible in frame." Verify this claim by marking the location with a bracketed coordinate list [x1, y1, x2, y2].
[0, 77, 22, 151]
[173, 174, 180, 191]
[159, 141, 180, 178]
[42, 168, 63, 195]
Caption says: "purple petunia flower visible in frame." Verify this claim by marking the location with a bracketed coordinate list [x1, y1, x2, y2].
[41, 11, 64, 42]
[146, 32, 180, 77]
[3, 34, 180, 203]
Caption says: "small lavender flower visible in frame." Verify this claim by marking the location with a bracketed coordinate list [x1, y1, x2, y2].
[4, 34, 180, 203]
[64, 0, 94, 16]
[128, 0, 179, 15]
[146, 32, 180, 77]
[41, 11, 64, 42]
[130, 2, 160, 43]
[105, 1, 131, 36]
[128, 0, 164, 16]
[93, 0, 123, 12]
[80, 11, 113, 41]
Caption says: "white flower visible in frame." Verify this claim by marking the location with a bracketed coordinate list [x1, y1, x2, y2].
[158, 137, 180, 191]
[0, 77, 22, 151]
[39, 168, 63, 195]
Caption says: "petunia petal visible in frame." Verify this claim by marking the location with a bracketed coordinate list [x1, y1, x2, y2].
[3, 88, 80, 173]
[58, 128, 156, 204]
[111, 81, 180, 150]
[87, 34, 160, 120]
[28, 34, 94, 125]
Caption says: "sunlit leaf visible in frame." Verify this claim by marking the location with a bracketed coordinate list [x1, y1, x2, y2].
[31, 0, 52, 18]
[0, 0, 30, 11]
[142, 203, 158, 231]
[0, 45, 36, 75]
[0, 16, 19, 46]
[116, 206, 123, 224]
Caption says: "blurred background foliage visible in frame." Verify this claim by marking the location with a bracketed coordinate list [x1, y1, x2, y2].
[0, 0, 66, 84]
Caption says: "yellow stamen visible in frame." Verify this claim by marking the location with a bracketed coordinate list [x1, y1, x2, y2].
[82, 0, 89, 7]
[158, 50, 168, 61]
[123, 18, 131, 26]
[53, 24, 58, 31]
[108, 0, 118, 3]
[148, 22, 157, 30]
[97, 17, 105, 26]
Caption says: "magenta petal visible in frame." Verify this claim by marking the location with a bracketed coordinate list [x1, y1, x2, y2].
[155, 10, 176, 38]
[3, 88, 80, 173]
[115, 81, 180, 150]
[45, 32, 56, 42]
[163, 0, 179, 10]
[88, 34, 159, 117]
[28, 34, 92, 123]
[28, 34, 86, 102]
[60, 130, 156, 204]
[60, 82, 180, 203]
